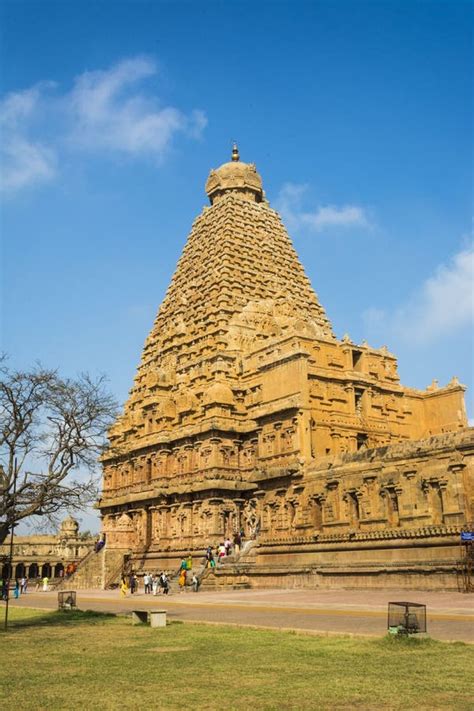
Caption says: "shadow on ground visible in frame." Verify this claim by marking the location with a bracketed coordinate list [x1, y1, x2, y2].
[4, 609, 117, 630]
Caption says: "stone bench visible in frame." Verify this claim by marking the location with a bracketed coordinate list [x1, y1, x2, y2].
[131, 609, 167, 627]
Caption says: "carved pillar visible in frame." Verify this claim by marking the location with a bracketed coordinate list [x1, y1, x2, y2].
[297, 412, 311, 461]
[210, 437, 222, 467]
[330, 431, 342, 455]
[161, 449, 171, 476]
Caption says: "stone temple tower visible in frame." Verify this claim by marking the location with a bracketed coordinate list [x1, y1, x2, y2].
[99, 147, 472, 589]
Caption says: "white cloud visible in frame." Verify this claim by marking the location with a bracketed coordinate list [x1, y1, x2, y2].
[0, 57, 207, 196]
[302, 204, 369, 230]
[395, 244, 474, 343]
[0, 85, 57, 193]
[275, 182, 371, 233]
[67, 57, 206, 156]
[363, 243, 474, 344]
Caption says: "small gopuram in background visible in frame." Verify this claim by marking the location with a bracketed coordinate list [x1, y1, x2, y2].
[99, 146, 473, 590]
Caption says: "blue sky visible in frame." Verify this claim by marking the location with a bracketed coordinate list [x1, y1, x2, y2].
[1, 1, 472, 532]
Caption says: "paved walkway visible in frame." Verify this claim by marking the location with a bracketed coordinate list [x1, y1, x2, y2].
[11, 587, 474, 642]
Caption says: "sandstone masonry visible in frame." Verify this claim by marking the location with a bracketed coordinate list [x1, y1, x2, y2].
[98, 147, 473, 590]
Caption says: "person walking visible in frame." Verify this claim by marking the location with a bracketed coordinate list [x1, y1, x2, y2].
[192, 573, 200, 593]
[152, 575, 159, 596]
[42, 575, 49, 592]
[120, 576, 128, 597]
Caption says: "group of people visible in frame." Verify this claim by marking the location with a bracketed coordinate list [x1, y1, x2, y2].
[116, 531, 248, 598]
[0, 576, 29, 600]
[120, 571, 169, 597]
[177, 557, 200, 592]
[205, 530, 244, 568]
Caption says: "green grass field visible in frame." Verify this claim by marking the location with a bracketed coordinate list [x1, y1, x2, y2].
[1, 607, 472, 710]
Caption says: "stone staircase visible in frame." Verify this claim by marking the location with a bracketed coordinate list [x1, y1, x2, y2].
[56, 547, 129, 590]
[200, 539, 258, 590]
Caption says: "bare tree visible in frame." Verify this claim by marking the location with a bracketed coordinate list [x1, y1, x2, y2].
[0, 360, 118, 546]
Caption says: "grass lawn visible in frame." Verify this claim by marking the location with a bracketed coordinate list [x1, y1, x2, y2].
[1, 607, 472, 710]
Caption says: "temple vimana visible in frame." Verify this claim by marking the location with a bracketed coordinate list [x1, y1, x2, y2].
[98, 146, 473, 590]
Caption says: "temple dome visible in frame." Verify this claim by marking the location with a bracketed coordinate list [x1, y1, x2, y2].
[205, 144, 263, 204]
[204, 381, 235, 406]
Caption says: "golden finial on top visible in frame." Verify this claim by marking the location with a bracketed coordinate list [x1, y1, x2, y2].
[231, 142, 240, 161]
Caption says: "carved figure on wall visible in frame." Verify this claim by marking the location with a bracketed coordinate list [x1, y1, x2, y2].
[308, 495, 323, 530]
[380, 486, 401, 527]
[284, 500, 297, 529]
[243, 499, 260, 537]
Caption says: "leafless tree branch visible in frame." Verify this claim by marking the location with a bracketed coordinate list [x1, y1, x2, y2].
[0, 360, 118, 545]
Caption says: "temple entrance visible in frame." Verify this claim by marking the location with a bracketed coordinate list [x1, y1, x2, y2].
[54, 563, 64, 577]
[41, 563, 52, 578]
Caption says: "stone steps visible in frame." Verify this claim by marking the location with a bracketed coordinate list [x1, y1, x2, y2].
[57, 548, 128, 590]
